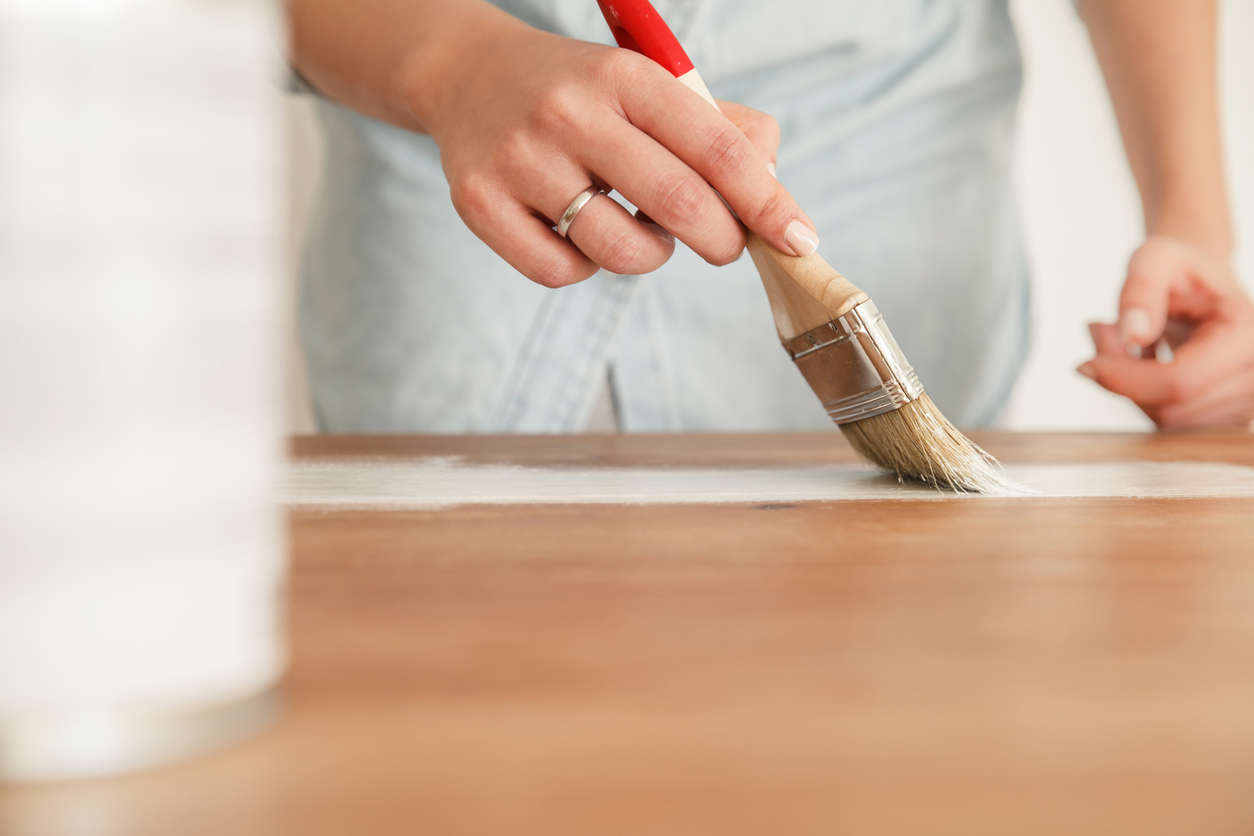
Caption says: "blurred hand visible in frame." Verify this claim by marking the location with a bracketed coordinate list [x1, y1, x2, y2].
[1079, 237, 1254, 429]
[418, 23, 816, 287]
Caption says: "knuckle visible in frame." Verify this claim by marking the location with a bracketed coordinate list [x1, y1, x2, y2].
[529, 261, 576, 289]
[655, 175, 706, 223]
[591, 47, 641, 85]
[496, 128, 533, 165]
[744, 188, 787, 229]
[448, 173, 493, 219]
[748, 110, 780, 146]
[530, 255, 594, 289]
[705, 229, 747, 266]
[598, 230, 645, 275]
[704, 123, 750, 173]
[638, 238, 674, 273]
[532, 83, 584, 135]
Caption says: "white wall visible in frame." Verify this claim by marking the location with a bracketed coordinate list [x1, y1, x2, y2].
[284, 100, 319, 434]
[1003, 0, 1254, 429]
[283, 0, 1254, 433]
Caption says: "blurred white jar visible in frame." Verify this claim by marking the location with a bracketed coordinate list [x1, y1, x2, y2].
[0, 0, 286, 780]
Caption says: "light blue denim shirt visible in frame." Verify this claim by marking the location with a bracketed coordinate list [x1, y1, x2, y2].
[299, 0, 1030, 432]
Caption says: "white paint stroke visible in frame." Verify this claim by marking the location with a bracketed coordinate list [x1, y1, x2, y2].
[286, 458, 1254, 509]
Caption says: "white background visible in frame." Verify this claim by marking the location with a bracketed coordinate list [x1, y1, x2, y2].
[283, 0, 1254, 433]
[1003, 0, 1254, 430]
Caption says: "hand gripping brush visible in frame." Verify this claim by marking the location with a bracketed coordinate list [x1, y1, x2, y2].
[597, 0, 1011, 492]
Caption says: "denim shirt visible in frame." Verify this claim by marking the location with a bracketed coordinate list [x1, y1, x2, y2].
[299, 0, 1030, 432]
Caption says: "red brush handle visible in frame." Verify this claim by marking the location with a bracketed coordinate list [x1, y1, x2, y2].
[596, 0, 694, 78]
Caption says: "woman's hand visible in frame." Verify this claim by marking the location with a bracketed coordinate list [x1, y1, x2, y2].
[410, 19, 817, 287]
[1079, 237, 1254, 429]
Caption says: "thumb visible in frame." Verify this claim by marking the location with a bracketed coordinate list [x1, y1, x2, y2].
[1118, 243, 1182, 349]
[1123, 240, 1188, 348]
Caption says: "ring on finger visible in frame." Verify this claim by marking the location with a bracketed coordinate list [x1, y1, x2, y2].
[555, 185, 605, 238]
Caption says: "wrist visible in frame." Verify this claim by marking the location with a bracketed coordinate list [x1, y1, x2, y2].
[1145, 209, 1234, 261]
[1142, 178, 1234, 259]
[395, 2, 530, 136]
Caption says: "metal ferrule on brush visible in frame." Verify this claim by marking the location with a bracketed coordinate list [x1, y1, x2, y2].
[782, 300, 925, 425]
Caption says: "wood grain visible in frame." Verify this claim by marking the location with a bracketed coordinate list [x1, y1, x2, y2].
[5, 432, 1254, 836]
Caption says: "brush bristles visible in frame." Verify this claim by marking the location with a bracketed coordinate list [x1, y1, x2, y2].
[839, 394, 1015, 493]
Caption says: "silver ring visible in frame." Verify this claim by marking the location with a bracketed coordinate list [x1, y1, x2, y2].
[555, 186, 603, 238]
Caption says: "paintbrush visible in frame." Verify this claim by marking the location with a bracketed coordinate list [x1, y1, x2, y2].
[597, 0, 1008, 491]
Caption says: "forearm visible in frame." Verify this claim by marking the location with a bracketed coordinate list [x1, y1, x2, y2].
[286, 0, 529, 133]
[1079, 0, 1233, 255]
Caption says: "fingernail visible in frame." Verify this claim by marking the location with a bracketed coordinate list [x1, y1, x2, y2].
[784, 220, 819, 256]
[1119, 308, 1152, 344]
[767, 161, 777, 178]
[1076, 361, 1098, 381]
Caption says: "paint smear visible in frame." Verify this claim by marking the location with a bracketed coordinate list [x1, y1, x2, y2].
[287, 457, 1254, 510]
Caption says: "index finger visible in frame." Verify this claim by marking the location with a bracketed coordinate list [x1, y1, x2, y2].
[618, 62, 818, 257]
[1087, 322, 1253, 405]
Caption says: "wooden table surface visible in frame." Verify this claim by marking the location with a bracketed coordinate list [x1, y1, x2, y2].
[6, 432, 1254, 835]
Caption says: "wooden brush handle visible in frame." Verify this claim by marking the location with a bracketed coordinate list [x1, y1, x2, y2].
[596, 0, 864, 340]
[745, 237, 865, 339]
